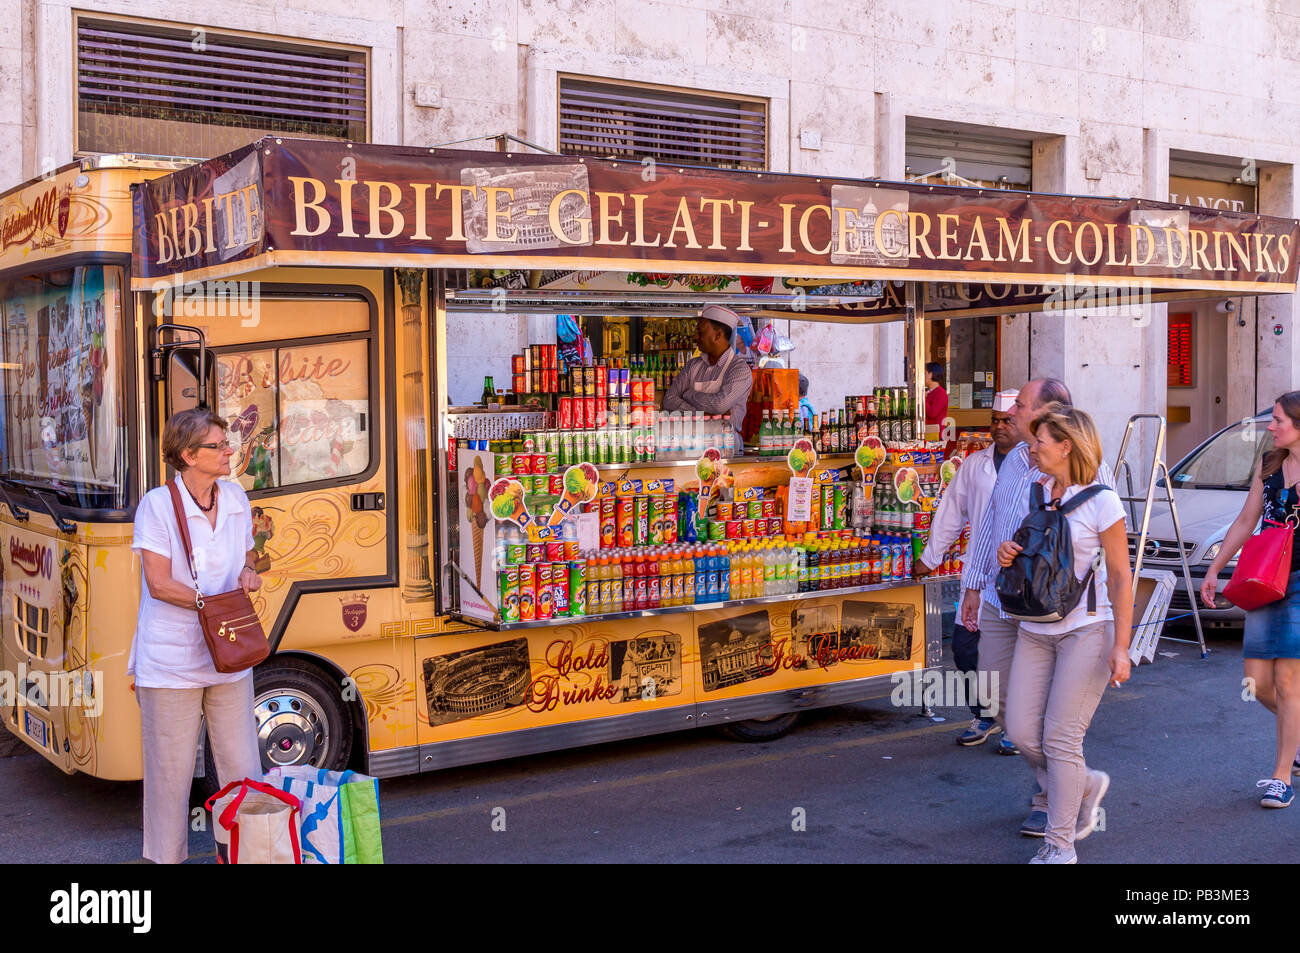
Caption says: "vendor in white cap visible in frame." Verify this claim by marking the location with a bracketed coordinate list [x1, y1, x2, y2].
[662, 305, 754, 444]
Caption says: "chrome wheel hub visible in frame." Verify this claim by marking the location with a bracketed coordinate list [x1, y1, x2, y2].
[254, 689, 328, 768]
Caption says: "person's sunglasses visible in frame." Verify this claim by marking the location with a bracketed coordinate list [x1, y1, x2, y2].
[196, 440, 233, 451]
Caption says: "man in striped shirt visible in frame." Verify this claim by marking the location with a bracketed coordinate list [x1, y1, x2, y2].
[662, 305, 754, 446]
[960, 377, 1115, 837]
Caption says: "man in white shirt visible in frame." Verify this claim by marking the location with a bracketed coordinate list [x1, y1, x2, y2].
[662, 305, 754, 446]
[916, 395, 1020, 749]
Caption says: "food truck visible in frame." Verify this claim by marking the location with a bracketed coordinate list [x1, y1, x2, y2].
[1, 139, 1296, 784]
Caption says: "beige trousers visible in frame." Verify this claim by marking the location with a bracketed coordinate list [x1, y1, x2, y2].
[1005, 620, 1114, 850]
[137, 675, 262, 864]
[977, 603, 1048, 813]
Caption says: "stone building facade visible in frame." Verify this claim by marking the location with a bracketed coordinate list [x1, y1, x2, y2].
[3, 0, 1299, 475]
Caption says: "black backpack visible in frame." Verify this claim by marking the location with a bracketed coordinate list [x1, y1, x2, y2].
[995, 483, 1105, 623]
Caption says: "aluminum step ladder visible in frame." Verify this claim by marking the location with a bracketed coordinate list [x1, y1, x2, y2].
[1113, 414, 1208, 658]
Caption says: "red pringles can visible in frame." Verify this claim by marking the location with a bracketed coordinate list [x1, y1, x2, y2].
[530, 454, 547, 474]
[559, 396, 575, 430]
[551, 563, 570, 616]
[725, 520, 740, 539]
[600, 497, 616, 548]
[536, 563, 553, 619]
[519, 565, 536, 621]
[545, 541, 565, 562]
[548, 474, 564, 495]
[761, 499, 775, 517]
[616, 498, 634, 547]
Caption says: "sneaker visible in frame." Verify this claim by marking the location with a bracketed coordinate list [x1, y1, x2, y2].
[1019, 810, 1048, 837]
[1075, 770, 1110, 840]
[1028, 843, 1077, 864]
[997, 737, 1020, 756]
[1258, 778, 1295, 808]
[1293, 744, 1300, 774]
[956, 718, 1001, 746]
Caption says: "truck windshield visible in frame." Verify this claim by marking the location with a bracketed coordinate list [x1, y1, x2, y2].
[0, 264, 129, 510]
[1166, 417, 1272, 490]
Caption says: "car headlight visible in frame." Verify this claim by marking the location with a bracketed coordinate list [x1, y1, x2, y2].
[1202, 541, 1237, 566]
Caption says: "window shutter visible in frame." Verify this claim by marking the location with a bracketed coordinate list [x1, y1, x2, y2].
[559, 78, 766, 170]
[905, 123, 1032, 188]
[77, 18, 366, 154]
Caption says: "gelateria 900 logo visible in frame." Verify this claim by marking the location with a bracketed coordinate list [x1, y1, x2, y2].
[1, 185, 70, 252]
[9, 538, 54, 579]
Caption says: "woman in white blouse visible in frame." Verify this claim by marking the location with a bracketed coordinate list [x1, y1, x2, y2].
[130, 409, 264, 863]
[997, 403, 1133, 865]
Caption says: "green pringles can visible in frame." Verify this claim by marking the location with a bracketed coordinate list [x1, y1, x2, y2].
[494, 452, 512, 475]
[569, 560, 587, 617]
[708, 519, 726, 541]
[833, 484, 847, 530]
[500, 567, 521, 623]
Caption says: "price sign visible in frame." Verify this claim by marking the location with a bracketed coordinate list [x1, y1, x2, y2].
[1168, 312, 1194, 387]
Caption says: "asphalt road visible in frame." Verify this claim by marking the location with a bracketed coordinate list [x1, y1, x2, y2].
[3, 626, 1296, 864]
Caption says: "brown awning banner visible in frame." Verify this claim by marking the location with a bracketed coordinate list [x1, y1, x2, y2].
[133, 137, 1300, 293]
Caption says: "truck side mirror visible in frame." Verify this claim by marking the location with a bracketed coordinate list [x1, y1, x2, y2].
[165, 345, 218, 418]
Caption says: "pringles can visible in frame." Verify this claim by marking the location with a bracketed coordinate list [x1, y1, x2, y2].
[569, 561, 587, 617]
[499, 568, 520, 623]
[536, 563, 553, 619]
[519, 565, 536, 621]
[551, 563, 570, 616]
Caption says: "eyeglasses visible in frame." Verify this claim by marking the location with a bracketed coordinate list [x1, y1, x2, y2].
[196, 440, 233, 451]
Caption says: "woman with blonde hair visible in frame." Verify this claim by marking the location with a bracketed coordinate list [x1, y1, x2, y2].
[130, 408, 265, 863]
[1201, 391, 1300, 808]
[997, 402, 1133, 864]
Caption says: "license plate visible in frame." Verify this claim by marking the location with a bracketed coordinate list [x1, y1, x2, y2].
[23, 710, 46, 748]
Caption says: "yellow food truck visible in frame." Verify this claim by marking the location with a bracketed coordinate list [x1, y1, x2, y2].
[1, 140, 1295, 786]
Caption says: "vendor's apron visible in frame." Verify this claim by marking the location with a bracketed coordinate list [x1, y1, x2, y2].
[692, 347, 737, 397]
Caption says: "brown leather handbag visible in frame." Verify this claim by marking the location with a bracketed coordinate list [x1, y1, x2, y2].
[168, 479, 270, 673]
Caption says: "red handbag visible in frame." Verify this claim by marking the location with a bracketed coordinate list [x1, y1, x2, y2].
[1222, 519, 1295, 610]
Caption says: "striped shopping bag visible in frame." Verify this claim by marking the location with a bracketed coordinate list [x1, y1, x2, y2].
[263, 767, 383, 864]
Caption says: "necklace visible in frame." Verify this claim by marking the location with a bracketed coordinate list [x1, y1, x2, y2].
[187, 480, 218, 513]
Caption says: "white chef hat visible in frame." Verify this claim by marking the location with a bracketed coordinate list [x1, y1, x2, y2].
[701, 304, 743, 333]
[993, 389, 1019, 412]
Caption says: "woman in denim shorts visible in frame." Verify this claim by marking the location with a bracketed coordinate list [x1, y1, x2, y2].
[1202, 392, 1300, 809]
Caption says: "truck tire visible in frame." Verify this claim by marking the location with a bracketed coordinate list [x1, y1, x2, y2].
[718, 712, 800, 742]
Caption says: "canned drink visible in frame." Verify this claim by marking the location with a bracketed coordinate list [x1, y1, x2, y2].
[519, 565, 536, 621]
[499, 569, 520, 623]
[616, 498, 635, 547]
[664, 498, 679, 544]
[761, 499, 775, 517]
[521, 432, 538, 453]
[600, 498, 616, 548]
[631, 428, 646, 463]
[649, 499, 665, 544]
[742, 518, 756, 538]
[633, 497, 649, 545]
[545, 541, 565, 561]
[561, 431, 576, 467]
[560, 396, 575, 430]
[613, 428, 627, 465]
[620, 427, 633, 463]
[594, 428, 609, 465]
[583, 397, 598, 429]
[725, 520, 740, 539]
[512, 354, 525, 374]
[507, 541, 525, 565]
[552, 564, 570, 616]
[596, 368, 608, 399]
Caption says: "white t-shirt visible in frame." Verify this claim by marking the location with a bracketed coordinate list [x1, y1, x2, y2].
[130, 478, 255, 689]
[1019, 479, 1128, 636]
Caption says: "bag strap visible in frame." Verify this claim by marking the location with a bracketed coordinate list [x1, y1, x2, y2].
[1030, 481, 1046, 509]
[167, 479, 205, 605]
[1057, 484, 1106, 515]
[216, 779, 302, 832]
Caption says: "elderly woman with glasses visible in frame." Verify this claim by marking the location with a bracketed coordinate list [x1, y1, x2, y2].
[129, 408, 264, 863]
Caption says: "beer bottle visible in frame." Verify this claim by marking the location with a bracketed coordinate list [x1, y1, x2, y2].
[481, 375, 495, 405]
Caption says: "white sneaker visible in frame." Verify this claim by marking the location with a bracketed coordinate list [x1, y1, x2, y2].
[1029, 843, 1077, 864]
[1075, 769, 1110, 841]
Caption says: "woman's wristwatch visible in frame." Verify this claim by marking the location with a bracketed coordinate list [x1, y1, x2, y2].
[243, 560, 257, 574]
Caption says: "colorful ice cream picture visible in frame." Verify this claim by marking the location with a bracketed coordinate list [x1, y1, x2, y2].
[787, 438, 817, 477]
[939, 457, 962, 491]
[855, 436, 886, 480]
[695, 447, 721, 486]
[489, 478, 531, 527]
[547, 462, 599, 526]
[463, 457, 490, 585]
[894, 467, 922, 507]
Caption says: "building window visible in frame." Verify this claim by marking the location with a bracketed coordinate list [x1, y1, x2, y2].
[76, 16, 367, 159]
[905, 120, 1032, 189]
[559, 77, 767, 170]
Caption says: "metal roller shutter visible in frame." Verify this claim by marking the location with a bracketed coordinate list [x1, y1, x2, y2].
[905, 121, 1032, 189]
[559, 78, 767, 170]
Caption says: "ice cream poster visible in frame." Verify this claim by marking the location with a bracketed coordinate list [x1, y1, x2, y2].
[894, 467, 922, 507]
[855, 436, 886, 481]
[546, 463, 598, 526]
[694, 448, 729, 502]
[458, 454, 497, 619]
[785, 438, 817, 522]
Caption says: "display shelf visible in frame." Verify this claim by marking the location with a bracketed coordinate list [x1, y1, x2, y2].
[459, 573, 957, 631]
[590, 452, 857, 473]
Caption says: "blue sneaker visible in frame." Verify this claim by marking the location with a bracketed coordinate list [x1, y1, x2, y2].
[997, 736, 1020, 756]
[1019, 810, 1048, 837]
[956, 718, 1001, 746]
[1258, 778, 1294, 808]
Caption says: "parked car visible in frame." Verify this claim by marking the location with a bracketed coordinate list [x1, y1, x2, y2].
[1124, 411, 1272, 629]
